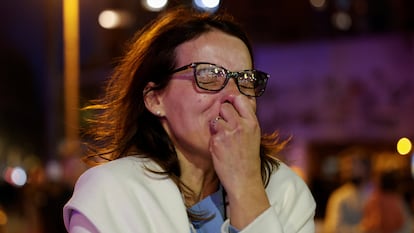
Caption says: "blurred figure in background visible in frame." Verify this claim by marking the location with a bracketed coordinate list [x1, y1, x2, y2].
[360, 152, 412, 233]
[323, 147, 373, 233]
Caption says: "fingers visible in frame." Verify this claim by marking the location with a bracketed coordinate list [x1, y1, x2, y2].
[210, 95, 258, 137]
[219, 95, 256, 123]
[209, 114, 235, 135]
[210, 116, 223, 134]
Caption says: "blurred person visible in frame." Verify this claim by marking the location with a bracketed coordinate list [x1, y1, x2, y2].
[22, 161, 73, 233]
[63, 7, 316, 233]
[323, 147, 373, 233]
[360, 160, 412, 233]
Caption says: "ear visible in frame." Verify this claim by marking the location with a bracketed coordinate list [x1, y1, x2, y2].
[143, 82, 164, 117]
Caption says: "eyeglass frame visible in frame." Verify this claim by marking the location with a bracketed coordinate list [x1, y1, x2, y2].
[170, 62, 269, 97]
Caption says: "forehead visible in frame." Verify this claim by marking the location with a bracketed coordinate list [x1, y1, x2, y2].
[174, 30, 252, 71]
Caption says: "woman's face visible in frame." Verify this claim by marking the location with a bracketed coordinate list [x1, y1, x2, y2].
[154, 30, 257, 160]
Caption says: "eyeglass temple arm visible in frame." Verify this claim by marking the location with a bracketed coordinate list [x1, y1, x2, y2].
[171, 63, 195, 74]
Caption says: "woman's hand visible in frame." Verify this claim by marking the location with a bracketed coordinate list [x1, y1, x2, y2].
[209, 95, 270, 229]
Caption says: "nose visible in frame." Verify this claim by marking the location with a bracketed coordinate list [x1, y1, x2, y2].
[221, 78, 241, 97]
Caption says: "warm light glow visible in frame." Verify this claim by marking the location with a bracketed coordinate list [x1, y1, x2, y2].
[63, 0, 80, 144]
[98, 10, 133, 29]
[310, 0, 326, 9]
[332, 11, 352, 31]
[99, 10, 119, 29]
[397, 137, 412, 155]
[0, 209, 7, 226]
[142, 0, 168, 12]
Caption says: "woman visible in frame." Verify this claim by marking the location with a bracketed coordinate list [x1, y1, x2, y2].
[63, 7, 316, 233]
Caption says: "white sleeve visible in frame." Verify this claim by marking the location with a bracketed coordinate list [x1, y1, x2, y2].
[222, 163, 316, 233]
[68, 211, 99, 233]
[63, 158, 191, 233]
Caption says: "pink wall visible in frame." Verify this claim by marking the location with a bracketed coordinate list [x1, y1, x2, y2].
[255, 33, 414, 143]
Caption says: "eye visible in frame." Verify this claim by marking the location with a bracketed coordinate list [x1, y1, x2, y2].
[237, 73, 255, 89]
[196, 67, 226, 84]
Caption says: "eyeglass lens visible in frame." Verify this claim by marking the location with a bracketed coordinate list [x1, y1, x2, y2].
[194, 63, 268, 97]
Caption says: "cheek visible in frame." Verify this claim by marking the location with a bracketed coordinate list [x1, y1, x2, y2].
[162, 89, 210, 121]
[163, 81, 216, 113]
[243, 98, 257, 114]
[160, 80, 223, 128]
[166, 95, 214, 139]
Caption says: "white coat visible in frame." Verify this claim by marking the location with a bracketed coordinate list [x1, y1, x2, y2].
[63, 156, 316, 233]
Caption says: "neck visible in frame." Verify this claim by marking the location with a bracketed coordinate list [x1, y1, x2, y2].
[177, 151, 219, 205]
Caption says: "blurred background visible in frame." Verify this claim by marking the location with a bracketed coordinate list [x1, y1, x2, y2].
[1, 0, 414, 232]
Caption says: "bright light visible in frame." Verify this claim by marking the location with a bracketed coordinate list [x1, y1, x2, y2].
[142, 0, 168, 12]
[98, 10, 133, 29]
[194, 0, 220, 12]
[310, 0, 326, 9]
[201, 0, 220, 8]
[11, 167, 27, 186]
[397, 137, 412, 155]
[98, 10, 118, 29]
[3, 166, 27, 187]
[46, 160, 63, 181]
[332, 11, 352, 31]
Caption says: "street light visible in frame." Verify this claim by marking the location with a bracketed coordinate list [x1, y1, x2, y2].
[63, 0, 80, 154]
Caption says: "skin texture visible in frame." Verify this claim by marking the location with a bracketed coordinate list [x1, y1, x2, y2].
[144, 30, 269, 230]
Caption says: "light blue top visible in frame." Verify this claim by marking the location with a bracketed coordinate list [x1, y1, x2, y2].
[189, 187, 239, 233]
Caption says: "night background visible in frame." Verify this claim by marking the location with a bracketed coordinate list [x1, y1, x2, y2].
[1, 0, 414, 232]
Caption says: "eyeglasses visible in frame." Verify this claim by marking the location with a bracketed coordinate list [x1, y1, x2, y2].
[171, 62, 269, 97]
